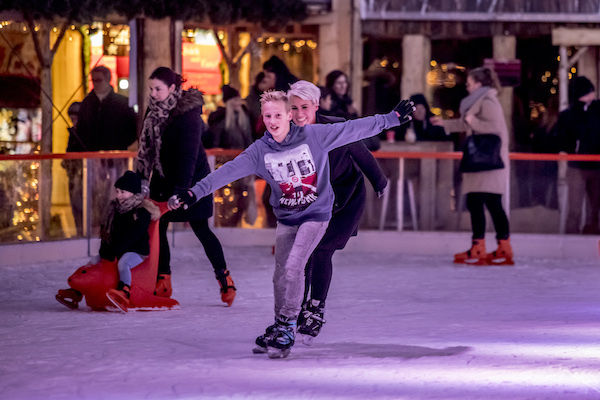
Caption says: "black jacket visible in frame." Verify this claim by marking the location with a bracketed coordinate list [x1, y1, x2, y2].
[77, 89, 137, 151]
[317, 113, 387, 249]
[148, 90, 213, 221]
[556, 100, 600, 169]
[99, 207, 151, 261]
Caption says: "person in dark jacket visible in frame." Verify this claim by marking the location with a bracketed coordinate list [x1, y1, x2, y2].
[325, 70, 359, 120]
[55, 171, 160, 311]
[556, 76, 600, 234]
[263, 55, 298, 93]
[135, 66, 236, 306]
[205, 85, 257, 227]
[61, 101, 84, 236]
[246, 72, 275, 139]
[76, 65, 137, 230]
[287, 80, 388, 341]
[387, 93, 448, 142]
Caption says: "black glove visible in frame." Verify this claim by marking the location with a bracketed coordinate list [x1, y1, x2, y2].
[393, 100, 415, 125]
[177, 190, 197, 207]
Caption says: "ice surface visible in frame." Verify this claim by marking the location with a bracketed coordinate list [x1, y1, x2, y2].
[1, 246, 600, 399]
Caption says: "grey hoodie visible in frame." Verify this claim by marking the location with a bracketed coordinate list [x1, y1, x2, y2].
[190, 111, 400, 225]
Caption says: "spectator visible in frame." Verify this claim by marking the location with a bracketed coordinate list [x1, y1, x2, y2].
[246, 72, 275, 139]
[77, 65, 137, 229]
[325, 70, 358, 120]
[206, 85, 257, 227]
[386, 94, 448, 142]
[555, 76, 600, 234]
[61, 101, 84, 236]
[263, 55, 298, 92]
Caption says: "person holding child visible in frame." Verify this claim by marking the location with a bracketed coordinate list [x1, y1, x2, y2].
[169, 90, 414, 358]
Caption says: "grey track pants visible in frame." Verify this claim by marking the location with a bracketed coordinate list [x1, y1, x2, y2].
[273, 220, 329, 320]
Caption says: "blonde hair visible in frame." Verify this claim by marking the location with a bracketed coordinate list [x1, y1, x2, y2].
[260, 90, 289, 112]
[287, 81, 320, 105]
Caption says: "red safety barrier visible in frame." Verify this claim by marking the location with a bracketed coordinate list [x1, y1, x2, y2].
[2, 149, 600, 162]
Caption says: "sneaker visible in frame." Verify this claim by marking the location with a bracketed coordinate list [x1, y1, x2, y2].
[297, 299, 325, 343]
[266, 316, 296, 358]
[253, 321, 277, 354]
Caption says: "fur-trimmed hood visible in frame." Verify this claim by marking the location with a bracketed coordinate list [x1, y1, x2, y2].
[171, 88, 204, 117]
[142, 199, 161, 220]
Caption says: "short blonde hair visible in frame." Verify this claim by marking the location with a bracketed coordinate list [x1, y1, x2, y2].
[260, 90, 290, 112]
[288, 81, 320, 105]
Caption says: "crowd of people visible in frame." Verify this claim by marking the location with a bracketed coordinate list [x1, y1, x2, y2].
[56, 53, 599, 358]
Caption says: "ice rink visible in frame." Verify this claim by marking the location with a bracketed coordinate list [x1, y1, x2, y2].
[2, 245, 600, 399]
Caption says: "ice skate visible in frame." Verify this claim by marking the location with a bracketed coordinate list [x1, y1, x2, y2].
[216, 269, 236, 306]
[106, 283, 130, 313]
[266, 316, 296, 359]
[297, 299, 325, 345]
[253, 321, 277, 354]
[154, 274, 172, 297]
[55, 288, 83, 310]
[453, 239, 487, 265]
[486, 238, 514, 265]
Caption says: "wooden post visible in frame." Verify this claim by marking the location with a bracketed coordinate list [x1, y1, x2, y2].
[401, 34, 430, 99]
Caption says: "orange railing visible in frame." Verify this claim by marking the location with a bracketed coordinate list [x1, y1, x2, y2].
[1, 149, 600, 245]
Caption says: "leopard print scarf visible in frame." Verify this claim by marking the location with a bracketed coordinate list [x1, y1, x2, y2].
[136, 88, 181, 179]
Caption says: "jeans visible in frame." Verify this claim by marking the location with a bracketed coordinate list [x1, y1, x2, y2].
[117, 252, 146, 286]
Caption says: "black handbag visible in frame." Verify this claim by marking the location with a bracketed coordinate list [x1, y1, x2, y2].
[459, 134, 504, 173]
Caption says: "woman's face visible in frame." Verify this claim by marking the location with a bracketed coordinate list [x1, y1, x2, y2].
[115, 188, 134, 203]
[413, 104, 427, 121]
[229, 96, 244, 111]
[259, 73, 275, 92]
[332, 75, 348, 97]
[466, 76, 481, 94]
[149, 78, 175, 102]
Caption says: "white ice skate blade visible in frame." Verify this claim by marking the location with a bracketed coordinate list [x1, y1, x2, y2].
[252, 346, 267, 354]
[105, 294, 127, 313]
[267, 346, 291, 359]
[298, 333, 315, 346]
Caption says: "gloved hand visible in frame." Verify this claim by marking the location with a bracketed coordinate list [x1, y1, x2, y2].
[167, 195, 181, 211]
[177, 190, 197, 207]
[376, 180, 389, 199]
[393, 100, 416, 125]
[141, 179, 150, 198]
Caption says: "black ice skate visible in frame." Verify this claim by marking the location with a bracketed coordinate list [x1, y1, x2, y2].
[297, 299, 325, 345]
[266, 316, 296, 359]
[253, 321, 277, 354]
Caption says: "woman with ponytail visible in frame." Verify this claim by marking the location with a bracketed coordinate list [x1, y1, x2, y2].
[135, 66, 236, 306]
[453, 66, 513, 266]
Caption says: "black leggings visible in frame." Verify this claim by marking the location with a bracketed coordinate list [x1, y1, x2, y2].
[158, 218, 227, 275]
[303, 248, 335, 303]
[466, 192, 510, 240]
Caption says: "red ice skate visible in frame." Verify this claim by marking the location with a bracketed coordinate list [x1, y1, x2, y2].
[485, 238, 514, 265]
[453, 239, 487, 265]
[216, 269, 236, 306]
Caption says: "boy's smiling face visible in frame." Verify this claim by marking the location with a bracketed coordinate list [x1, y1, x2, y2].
[262, 100, 292, 143]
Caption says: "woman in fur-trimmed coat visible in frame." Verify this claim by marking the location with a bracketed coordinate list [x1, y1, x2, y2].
[135, 67, 236, 306]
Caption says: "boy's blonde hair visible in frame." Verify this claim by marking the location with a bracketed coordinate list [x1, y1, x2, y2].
[260, 90, 290, 112]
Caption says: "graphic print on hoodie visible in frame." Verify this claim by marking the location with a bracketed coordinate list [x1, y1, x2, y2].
[264, 144, 317, 210]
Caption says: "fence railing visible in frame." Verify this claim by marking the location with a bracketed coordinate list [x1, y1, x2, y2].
[1, 148, 599, 246]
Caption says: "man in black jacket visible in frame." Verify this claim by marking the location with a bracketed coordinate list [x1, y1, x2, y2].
[287, 80, 388, 342]
[77, 66, 137, 230]
[556, 76, 600, 234]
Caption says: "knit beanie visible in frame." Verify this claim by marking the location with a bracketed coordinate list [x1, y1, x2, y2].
[222, 84, 240, 103]
[114, 171, 141, 194]
[570, 76, 595, 102]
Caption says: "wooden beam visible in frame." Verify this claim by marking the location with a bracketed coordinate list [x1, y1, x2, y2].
[552, 28, 600, 46]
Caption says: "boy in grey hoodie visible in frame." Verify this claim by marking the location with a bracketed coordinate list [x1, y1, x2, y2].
[169, 90, 413, 358]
